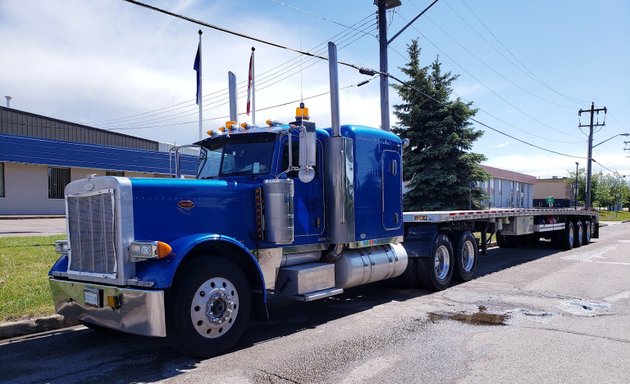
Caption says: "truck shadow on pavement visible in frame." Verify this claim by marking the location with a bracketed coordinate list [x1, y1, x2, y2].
[0, 241, 571, 384]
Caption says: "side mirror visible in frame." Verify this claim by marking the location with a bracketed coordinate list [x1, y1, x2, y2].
[298, 122, 316, 183]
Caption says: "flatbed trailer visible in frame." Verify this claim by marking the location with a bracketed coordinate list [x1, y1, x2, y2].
[399, 207, 598, 291]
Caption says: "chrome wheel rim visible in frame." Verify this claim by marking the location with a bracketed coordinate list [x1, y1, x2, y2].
[568, 225, 574, 244]
[434, 245, 450, 281]
[461, 240, 475, 272]
[577, 224, 583, 243]
[191, 277, 239, 339]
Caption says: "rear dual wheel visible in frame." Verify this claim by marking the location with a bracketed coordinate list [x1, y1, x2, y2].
[416, 234, 454, 291]
[412, 231, 478, 291]
[582, 221, 591, 245]
[452, 231, 478, 282]
[574, 221, 583, 248]
[560, 221, 575, 250]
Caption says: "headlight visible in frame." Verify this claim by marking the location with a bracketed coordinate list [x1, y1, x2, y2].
[55, 240, 69, 254]
[130, 241, 172, 262]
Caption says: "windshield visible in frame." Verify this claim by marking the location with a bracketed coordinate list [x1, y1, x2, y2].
[197, 134, 276, 178]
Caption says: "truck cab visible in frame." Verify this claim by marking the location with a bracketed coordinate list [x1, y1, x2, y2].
[48, 118, 408, 357]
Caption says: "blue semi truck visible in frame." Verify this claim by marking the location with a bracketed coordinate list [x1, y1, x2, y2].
[48, 43, 598, 357]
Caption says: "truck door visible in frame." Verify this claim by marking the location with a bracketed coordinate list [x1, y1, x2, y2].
[382, 150, 402, 230]
[280, 137, 325, 240]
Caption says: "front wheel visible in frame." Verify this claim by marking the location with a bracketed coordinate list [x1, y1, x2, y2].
[167, 257, 251, 358]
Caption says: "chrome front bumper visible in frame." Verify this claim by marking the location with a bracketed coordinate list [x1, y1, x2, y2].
[49, 278, 166, 337]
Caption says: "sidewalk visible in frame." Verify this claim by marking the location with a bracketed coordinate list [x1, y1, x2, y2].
[0, 217, 66, 237]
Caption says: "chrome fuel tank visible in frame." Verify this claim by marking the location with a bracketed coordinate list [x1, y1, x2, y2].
[334, 243, 408, 289]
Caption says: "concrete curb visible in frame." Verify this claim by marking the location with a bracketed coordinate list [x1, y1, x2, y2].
[0, 215, 65, 220]
[0, 315, 79, 340]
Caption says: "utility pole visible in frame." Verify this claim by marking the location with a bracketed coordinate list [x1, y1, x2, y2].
[376, 0, 438, 132]
[377, 0, 391, 132]
[579, 102, 607, 210]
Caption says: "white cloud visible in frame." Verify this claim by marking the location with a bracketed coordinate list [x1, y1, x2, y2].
[487, 141, 510, 149]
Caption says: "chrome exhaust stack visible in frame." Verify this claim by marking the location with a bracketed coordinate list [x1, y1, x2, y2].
[325, 42, 355, 249]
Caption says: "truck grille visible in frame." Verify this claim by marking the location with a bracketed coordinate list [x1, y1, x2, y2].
[67, 189, 117, 275]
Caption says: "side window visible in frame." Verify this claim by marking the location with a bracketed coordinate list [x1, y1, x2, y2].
[48, 167, 70, 199]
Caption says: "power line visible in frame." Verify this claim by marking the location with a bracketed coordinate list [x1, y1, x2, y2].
[122, 0, 367, 72]
[106, 77, 376, 132]
[424, 15, 575, 110]
[89, 9, 376, 127]
[386, 72, 586, 160]
[455, 0, 589, 105]
[390, 40, 584, 145]
[98, 22, 378, 130]
[269, 0, 377, 39]
[394, 11, 578, 141]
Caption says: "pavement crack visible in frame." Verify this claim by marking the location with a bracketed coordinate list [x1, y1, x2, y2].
[522, 326, 630, 344]
[256, 369, 301, 384]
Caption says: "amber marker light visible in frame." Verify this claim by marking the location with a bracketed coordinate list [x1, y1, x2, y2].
[130, 241, 172, 261]
[156, 241, 172, 259]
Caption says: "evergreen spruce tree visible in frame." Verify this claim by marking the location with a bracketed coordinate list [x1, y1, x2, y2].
[393, 39, 488, 211]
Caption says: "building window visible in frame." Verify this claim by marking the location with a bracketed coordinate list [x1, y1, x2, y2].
[106, 170, 124, 177]
[48, 167, 70, 199]
[0, 162, 5, 198]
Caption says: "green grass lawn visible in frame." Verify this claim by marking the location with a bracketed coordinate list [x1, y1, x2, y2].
[0, 235, 65, 322]
[598, 210, 630, 221]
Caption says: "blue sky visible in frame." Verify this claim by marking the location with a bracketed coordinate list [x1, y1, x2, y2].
[0, 0, 628, 178]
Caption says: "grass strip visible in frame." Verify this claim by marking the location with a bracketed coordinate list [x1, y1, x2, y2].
[598, 210, 630, 221]
[0, 235, 65, 322]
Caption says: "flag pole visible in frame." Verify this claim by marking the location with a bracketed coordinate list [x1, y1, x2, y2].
[251, 47, 256, 126]
[197, 30, 203, 141]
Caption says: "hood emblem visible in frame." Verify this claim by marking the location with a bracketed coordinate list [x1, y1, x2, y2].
[84, 183, 95, 191]
[178, 200, 195, 209]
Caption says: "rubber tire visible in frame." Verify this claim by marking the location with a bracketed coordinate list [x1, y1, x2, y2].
[453, 231, 478, 282]
[582, 221, 591, 245]
[416, 234, 454, 291]
[573, 221, 583, 248]
[561, 221, 574, 250]
[167, 257, 251, 358]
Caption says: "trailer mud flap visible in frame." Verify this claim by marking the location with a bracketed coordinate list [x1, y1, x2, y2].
[402, 224, 438, 258]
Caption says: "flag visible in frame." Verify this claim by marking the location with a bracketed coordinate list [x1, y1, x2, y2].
[193, 40, 201, 105]
[246, 49, 254, 115]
